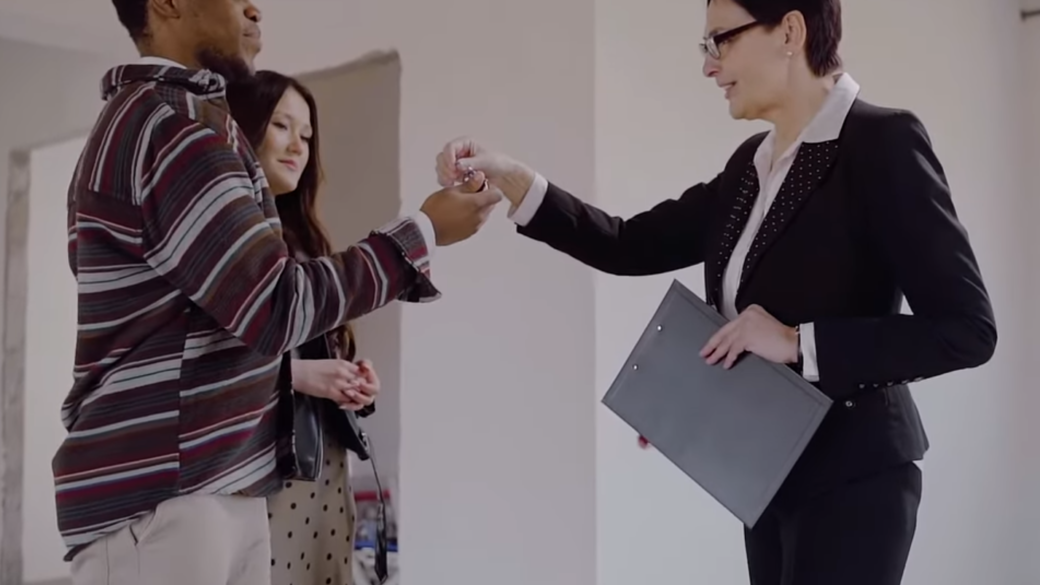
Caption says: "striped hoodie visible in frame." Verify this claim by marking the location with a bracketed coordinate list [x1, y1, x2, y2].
[55, 64, 439, 559]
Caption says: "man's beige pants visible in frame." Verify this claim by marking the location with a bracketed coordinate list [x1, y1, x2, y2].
[70, 494, 271, 585]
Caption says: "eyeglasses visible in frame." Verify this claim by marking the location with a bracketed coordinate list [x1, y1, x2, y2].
[699, 21, 761, 60]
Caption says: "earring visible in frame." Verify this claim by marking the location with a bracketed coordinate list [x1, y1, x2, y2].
[786, 51, 793, 57]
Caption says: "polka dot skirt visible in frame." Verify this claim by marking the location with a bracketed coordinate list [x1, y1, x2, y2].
[268, 437, 357, 585]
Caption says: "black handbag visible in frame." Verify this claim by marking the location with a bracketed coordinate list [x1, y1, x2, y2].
[275, 347, 323, 482]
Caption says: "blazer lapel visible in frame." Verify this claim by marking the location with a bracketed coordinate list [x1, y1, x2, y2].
[706, 158, 759, 309]
[737, 139, 840, 293]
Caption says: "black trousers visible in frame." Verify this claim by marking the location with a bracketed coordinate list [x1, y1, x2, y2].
[745, 462, 922, 585]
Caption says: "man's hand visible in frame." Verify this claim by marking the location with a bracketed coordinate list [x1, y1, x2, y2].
[420, 171, 503, 245]
[700, 305, 799, 369]
[436, 137, 536, 207]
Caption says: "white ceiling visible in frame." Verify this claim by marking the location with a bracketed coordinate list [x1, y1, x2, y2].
[1, 0, 1038, 56]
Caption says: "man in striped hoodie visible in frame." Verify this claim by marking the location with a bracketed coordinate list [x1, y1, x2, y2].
[57, 1, 500, 583]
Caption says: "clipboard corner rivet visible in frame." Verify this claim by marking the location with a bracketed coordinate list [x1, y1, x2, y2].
[632, 364, 639, 370]
[656, 325, 663, 331]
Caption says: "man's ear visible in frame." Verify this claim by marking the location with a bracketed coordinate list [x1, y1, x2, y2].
[148, 0, 183, 21]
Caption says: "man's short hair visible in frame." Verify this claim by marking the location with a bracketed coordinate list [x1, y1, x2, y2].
[112, 0, 149, 41]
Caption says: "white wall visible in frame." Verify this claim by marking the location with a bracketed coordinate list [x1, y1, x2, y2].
[593, 0, 754, 583]
[593, 2, 1036, 585]
[0, 38, 126, 363]
[0, 38, 127, 584]
[371, 6, 600, 584]
[22, 136, 83, 584]
[1023, 12, 1040, 582]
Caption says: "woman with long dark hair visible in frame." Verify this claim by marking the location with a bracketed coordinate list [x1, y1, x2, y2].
[227, 70, 373, 585]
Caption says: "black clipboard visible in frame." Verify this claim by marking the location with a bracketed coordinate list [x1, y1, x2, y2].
[601, 280, 832, 527]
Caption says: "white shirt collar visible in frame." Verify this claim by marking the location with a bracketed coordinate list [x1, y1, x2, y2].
[799, 72, 860, 144]
[136, 56, 187, 69]
[754, 72, 860, 171]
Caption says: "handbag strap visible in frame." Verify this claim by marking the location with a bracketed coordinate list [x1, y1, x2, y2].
[297, 333, 389, 580]
[274, 352, 298, 477]
[362, 433, 390, 583]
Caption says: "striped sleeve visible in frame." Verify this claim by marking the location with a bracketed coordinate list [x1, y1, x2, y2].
[138, 112, 438, 356]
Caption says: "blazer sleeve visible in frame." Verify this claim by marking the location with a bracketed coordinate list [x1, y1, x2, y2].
[813, 112, 997, 395]
[516, 176, 723, 276]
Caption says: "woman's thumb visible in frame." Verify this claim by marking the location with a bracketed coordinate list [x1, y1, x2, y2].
[456, 155, 495, 177]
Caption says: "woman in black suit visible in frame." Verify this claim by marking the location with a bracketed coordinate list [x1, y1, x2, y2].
[436, 0, 996, 584]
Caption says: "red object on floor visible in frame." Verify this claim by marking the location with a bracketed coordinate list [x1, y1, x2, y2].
[355, 489, 392, 502]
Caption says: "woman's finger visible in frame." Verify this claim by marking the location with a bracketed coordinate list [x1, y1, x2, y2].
[355, 380, 379, 396]
[343, 390, 373, 407]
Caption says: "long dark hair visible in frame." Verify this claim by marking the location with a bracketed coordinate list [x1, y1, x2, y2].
[225, 70, 353, 357]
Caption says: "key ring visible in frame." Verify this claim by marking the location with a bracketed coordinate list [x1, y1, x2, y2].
[463, 167, 489, 192]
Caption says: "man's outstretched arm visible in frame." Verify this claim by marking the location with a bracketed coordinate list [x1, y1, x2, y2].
[134, 117, 497, 356]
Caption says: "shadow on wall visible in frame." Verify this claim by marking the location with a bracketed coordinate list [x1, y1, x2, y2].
[1, 50, 404, 585]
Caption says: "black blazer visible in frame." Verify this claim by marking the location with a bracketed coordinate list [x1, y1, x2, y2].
[518, 99, 997, 501]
